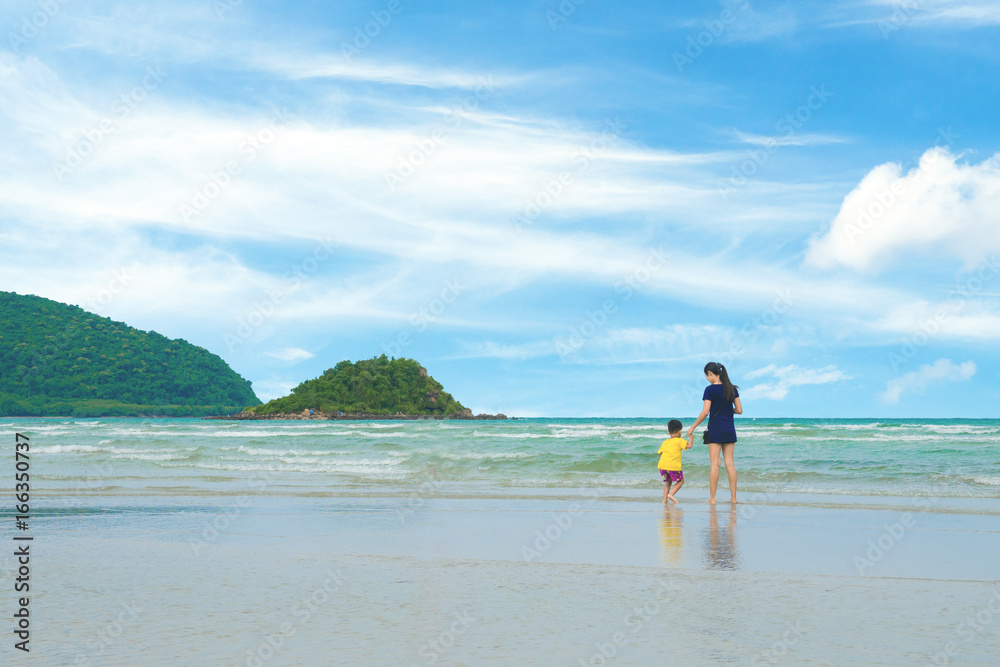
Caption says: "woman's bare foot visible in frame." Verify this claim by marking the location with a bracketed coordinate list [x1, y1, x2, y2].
[708, 498, 716, 504]
[730, 497, 738, 504]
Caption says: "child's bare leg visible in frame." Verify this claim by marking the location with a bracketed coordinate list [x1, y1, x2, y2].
[662, 480, 671, 503]
[722, 443, 737, 503]
[667, 479, 683, 502]
[708, 443, 722, 504]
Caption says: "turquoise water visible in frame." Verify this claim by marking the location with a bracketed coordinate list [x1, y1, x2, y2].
[9, 417, 1000, 500]
[5, 417, 1000, 666]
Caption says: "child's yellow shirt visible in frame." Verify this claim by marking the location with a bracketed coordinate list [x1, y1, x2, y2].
[657, 437, 688, 471]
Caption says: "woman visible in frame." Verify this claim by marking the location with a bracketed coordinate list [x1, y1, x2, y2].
[686, 362, 742, 504]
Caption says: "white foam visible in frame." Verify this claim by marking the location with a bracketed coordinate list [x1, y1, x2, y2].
[437, 451, 535, 461]
[219, 445, 359, 456]
[156, 460, 405, 475]
[105, 428, 177, 436]
[206, 429, 316, 438]
[33, 444, 103, 454]
[32, 444, 190, 456]
[110, 452, 190, 462]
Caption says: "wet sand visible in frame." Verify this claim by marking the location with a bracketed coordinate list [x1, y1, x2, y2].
[18, 493, 1000, 666]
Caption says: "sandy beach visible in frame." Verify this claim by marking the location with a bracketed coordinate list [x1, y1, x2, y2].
[22, 491, 1000, 666]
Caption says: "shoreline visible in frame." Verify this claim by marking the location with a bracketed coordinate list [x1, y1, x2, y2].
[33, 487, 1000, 514]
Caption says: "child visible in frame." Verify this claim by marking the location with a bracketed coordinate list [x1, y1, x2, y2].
[657, 419, 693, 503]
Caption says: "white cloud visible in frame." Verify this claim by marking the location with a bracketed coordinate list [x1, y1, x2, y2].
[573, 325, 741, 365]
[3, 18, 991, 382]
[454, 340, 555, 360]
[706, 4, 799, 43]
[881, 358, 976, 404]
[455, 324, 822, 368]
[35, 3, 518, 91]
[254, 54, 526, 90]
[806, 148, 1000, 271]
[872, 284, 1000, 341]
[0, 48, 916, 329]
[827, 1, 1000, 29]
[265, 348, 315, 362]
[734, 130, 849, 147]
[871, 0, 1000, 25]
[743, 364, 851, 400]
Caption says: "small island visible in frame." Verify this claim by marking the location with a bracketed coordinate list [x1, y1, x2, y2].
[210, 355, 507, 420]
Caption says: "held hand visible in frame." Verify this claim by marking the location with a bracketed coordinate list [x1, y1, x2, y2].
[686, 427, 695, 437]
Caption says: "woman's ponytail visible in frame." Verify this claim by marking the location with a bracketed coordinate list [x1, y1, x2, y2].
[705, 361, 739, 403]
[718, 363, 738, 404]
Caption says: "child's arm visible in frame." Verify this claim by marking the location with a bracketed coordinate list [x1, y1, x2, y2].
[685, 433, 694, 449]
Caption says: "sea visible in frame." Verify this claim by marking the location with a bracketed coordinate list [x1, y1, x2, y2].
[15, 417, 1000, 502]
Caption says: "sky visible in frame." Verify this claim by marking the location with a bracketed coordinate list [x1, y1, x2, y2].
[1, 0, 999, 417]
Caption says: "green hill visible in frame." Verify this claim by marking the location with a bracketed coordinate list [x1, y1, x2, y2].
[250, 355, 468, 417]
[0, 291, 259, 417]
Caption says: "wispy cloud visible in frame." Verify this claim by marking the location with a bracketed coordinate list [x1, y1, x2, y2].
[732, 4, 800, 42]
[265, 348, 315, 362]
[882, 358, 976, 403]
[872, 0, 1000, 23]
[674, 3, 799, 43]
[0, 48, 914, 329]
[454, 340, 555, 360]
[872, 293, 1000, 341]
[744, 364, 851, 400]
[824, 0, 1000, 31]
[250, 53, 527, 89]
[734, 130, 850, 147]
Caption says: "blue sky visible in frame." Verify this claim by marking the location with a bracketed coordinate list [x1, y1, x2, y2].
[2, 0, 1000, 417]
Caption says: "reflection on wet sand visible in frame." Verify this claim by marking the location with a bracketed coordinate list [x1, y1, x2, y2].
[703, 506, 740, 570]
[658, 506, 684, 566]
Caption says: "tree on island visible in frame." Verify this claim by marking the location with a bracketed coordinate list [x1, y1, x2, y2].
[0, 291, 259, 417]
[250, 355, 470, 417]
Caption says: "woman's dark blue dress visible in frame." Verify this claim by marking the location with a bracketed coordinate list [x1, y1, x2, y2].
[703, 384, 738, 444]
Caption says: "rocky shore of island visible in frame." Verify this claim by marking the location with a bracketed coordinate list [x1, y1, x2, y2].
[205, 408, 509, 421]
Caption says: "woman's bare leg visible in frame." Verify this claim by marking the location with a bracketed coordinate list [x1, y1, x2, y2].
[708, 442, 722, 504]
[721, 443, 737, 503]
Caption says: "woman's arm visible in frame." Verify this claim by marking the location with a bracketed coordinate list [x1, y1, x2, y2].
[686, 399, 712, 436]
[733, 397, 743, 415]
